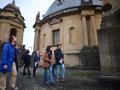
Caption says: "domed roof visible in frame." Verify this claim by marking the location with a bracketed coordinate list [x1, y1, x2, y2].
[3, 0, 21, 14]
[44, 0, 102, 18]
[0, 0, 26, 28]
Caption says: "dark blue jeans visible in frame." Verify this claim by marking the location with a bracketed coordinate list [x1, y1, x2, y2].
[56, 64, 65, 79]
[44, 66, 54, 83]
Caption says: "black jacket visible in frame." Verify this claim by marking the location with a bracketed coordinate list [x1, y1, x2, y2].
[23, 54, 31, 67]
[54, 49, 64, 65]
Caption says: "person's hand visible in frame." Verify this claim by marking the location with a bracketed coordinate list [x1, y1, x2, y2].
[50, 60, 54, 62]
[61, 59, 63, 62]
[59, 60, 62, 64]
[3, 65, 7, 70]
[59, 59, 63, 64]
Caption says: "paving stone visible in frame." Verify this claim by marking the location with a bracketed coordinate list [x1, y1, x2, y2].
[16, 68, 120, 90]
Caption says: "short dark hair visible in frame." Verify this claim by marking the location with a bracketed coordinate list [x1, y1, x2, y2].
[57, 44, 62, 48]
[46, 45, 51, 52]
[9, 36, 14, 42]
[22, 45, 25, 48]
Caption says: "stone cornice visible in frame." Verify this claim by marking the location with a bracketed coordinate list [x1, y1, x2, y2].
[48, 18, 63, 25]
[38, 5, 102, 26]
[0, 16, 26, 28]
[1, 9, 24, 21]
[33, 22, 41, 28]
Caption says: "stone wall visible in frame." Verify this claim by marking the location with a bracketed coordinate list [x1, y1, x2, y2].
[98, 26, 120, 76]
[64, 53, 81, 66]
[80, 46, 100, 68]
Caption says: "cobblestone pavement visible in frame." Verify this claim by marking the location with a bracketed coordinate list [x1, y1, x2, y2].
[16, 68, 120, 90]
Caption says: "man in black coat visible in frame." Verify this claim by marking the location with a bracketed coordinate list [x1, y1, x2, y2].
[54, 44, 65, 81]
[23, 50, 31, 77]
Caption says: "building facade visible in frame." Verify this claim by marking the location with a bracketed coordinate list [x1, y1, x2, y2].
[33, 0, 102, 66]
[0, 0, 25, 47]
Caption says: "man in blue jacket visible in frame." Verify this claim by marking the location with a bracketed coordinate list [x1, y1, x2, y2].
[0, 36, 16, 90]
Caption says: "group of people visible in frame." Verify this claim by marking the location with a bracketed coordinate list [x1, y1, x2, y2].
[0, 35, 65, 90]
[43, 44, 65, 86]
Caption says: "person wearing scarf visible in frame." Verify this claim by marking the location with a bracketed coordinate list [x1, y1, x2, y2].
[43, 46, 55, 86]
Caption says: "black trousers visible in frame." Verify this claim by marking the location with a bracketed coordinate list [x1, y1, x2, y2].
[33, 62, 38, 76]
[23, 65, 31, 76]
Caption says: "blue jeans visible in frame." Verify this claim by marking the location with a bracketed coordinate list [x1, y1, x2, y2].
[56, 64, 65, 79]
[44, 66, 54, 83]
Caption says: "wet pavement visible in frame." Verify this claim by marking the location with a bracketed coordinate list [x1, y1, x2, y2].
[16, 68, 120, 90]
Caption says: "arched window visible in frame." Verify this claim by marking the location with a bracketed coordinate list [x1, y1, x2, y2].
[69, 27, 76, 44]
[15, 13, 18, 17]
[10, 28, 17, 37]
[43, 33, 46, 48]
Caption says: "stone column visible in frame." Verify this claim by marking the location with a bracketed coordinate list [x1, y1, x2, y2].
[0, 25, 2, 41]
[61, 20, 64, 52]
[34, 28, 40, 51]
[16, 28, 24, 47]
[21, 29, 24, 46]
[0, 23, 10, 42]
[82, 16, 88, 46]
[90, 16, 98, 45]
[34, 30, 37, 51]
[0, 23, 5, 41]
[38, 30, 41, 51]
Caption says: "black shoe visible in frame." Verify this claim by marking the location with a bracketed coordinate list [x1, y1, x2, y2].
[28, 75, 32, 77]
[44, 81, 49, 85]
[50, 82, 55, 86]
[20, 72, 23, 75]
[32, 74, 36, 78]
[60, 78, 65, 82]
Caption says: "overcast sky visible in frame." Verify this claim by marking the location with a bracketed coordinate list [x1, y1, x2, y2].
[0, 0, 54, 52]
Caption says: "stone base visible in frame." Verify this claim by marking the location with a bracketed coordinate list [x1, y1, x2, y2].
[98, 75, 120, 83]
[64, 53, 81, 66]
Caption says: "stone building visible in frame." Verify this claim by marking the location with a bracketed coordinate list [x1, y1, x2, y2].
[0, 0, 25, 46]
[33, 0, 102, 66]
[102, 0, 120, 12]
[98, 0, 120, 77]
